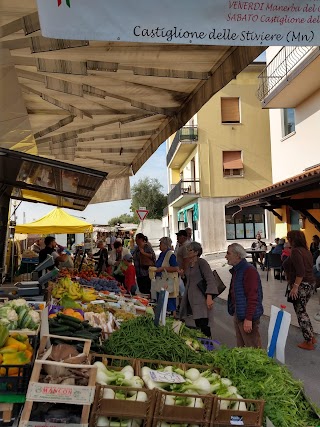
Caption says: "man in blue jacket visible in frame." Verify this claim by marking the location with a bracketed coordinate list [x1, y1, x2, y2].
[226, 243, 264, 348]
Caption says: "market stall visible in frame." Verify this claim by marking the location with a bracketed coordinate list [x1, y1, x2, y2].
[0, 266, 319, 427]
[13, 208, 94, 280]
[15, 208, 93, 235]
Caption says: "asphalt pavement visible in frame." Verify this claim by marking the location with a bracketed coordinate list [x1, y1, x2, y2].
[202, 251, 320, 408]
[211, 298, 320, 407]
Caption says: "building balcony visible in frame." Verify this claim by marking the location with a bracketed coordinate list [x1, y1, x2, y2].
[257, 46, 320, 108]
[166, 126, 198, 168]
[167, 179, 200, 207]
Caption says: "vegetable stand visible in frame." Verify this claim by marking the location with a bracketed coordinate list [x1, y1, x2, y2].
[19, 334, 97, 427]
[1, 269, 318, 427]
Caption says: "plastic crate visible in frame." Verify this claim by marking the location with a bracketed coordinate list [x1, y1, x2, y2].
[0, 335, 38, 395]
[197, 337, 221, 351]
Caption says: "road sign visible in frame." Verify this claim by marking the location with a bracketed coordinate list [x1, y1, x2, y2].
[136, 209, 149, 221]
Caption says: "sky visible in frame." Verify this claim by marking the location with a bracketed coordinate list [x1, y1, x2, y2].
[16, 143, 167, 225]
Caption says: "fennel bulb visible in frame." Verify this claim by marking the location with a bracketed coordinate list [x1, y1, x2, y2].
[185, 368, 200, 381]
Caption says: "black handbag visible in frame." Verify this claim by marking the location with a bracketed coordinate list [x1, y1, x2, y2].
[197, 265, 226, 299]
[285, 284, 295, 303]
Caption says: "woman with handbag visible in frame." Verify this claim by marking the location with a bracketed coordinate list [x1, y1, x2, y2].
[283, 230, 316, 351]
[133, 233, 156, 295]
[179, 241, 218, 337]
[152, 237, 179, 318]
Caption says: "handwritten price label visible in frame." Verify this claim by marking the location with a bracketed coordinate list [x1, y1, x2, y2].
[149, 370, 185, 384]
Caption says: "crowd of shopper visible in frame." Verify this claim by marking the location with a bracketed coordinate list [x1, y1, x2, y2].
[29, 226, 320, 351]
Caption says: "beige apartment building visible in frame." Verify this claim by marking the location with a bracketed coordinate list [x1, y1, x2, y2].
[227, 46, 320, 244]
[164, 63, 273, 253]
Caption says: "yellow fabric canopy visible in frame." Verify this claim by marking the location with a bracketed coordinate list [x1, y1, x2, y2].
[15, 208, 93, 234]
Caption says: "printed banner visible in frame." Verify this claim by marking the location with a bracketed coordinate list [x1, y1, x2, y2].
[36, 0, 320, 45]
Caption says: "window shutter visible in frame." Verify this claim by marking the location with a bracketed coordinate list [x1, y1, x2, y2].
[223, 151, 243, 169]
[221, 97, 240, 123]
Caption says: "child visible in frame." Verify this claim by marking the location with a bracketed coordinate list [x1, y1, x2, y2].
[122, 253, 137, 295]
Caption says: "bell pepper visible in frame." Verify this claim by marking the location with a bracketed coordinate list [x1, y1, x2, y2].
[0, 367, 20, 376]
[0, 324, 9, 348]
[2, 351, 30, 365]
[4, 337, 27, 351]
[10, 333, 28, 343]
[0, 347, 18, 354]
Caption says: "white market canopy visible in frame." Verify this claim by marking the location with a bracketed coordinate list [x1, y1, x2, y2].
[0, 0, 269, 205]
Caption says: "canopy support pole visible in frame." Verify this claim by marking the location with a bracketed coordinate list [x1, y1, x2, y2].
[0, 194, 10, 280]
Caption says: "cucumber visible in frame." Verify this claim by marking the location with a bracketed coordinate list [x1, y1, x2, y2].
[57, 313, 83, 324]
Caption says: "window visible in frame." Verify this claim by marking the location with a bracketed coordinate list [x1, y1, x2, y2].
[221, 97, 240, 123]
[283, 108, 295, 136]
[223, 151, 243, 177]
[225, 212, 266, 240]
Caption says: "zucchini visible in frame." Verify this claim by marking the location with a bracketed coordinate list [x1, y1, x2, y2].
[51, 330, 75, 337]
[57, 319, 83, 330]
[87, 327, 103, 333]
[57, 314, 82, 324]
[49, 325, 72, 333]
[72, 330, 95, 340]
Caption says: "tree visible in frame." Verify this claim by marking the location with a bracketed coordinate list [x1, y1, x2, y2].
[130, 177, 167, 220]
[108, 213, 138, 226]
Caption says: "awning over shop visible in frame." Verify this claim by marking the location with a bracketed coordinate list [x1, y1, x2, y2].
[178, 203, 199, 222]
[226, 165, 320, 230]
[0, 147, 106, 211]
[15, 207, 93, 234]
[0, 0, 265, 204]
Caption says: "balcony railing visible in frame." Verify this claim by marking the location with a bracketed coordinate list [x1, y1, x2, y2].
[166, 126, 198, 166]
[167, 179, 200, 205]
[257, 46, 318, 101]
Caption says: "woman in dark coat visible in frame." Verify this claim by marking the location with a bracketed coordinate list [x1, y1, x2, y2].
[179, 241, 218, 337]
[283, 230, 315, 350]
[133, 233, 156, 295]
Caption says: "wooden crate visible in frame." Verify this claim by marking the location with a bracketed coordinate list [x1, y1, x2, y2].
[90, 353, 138, 372]
[89, 384, 156, 427]
[152, 389, 215, 427]
[212, 396, 265, 427]
[136, 358, 220, 377]
[37, 333, 91, 358]
[0, 403, 14, 423]
[19, 334, 96, 427]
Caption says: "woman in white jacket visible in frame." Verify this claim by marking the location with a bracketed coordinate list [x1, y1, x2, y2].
[108, 241, 130, 283]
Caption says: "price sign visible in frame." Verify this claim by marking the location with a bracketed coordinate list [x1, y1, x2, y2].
[230, 416, 244, 425]
[149, 370, 185, 384]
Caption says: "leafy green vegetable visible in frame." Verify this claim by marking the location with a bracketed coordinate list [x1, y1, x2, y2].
[102, 316, 201, 364]
[102, 317, 319, 427]
[200, 347, 319, 427]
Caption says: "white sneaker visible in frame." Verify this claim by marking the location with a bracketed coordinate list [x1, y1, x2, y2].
[314, 312, 320, 322]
